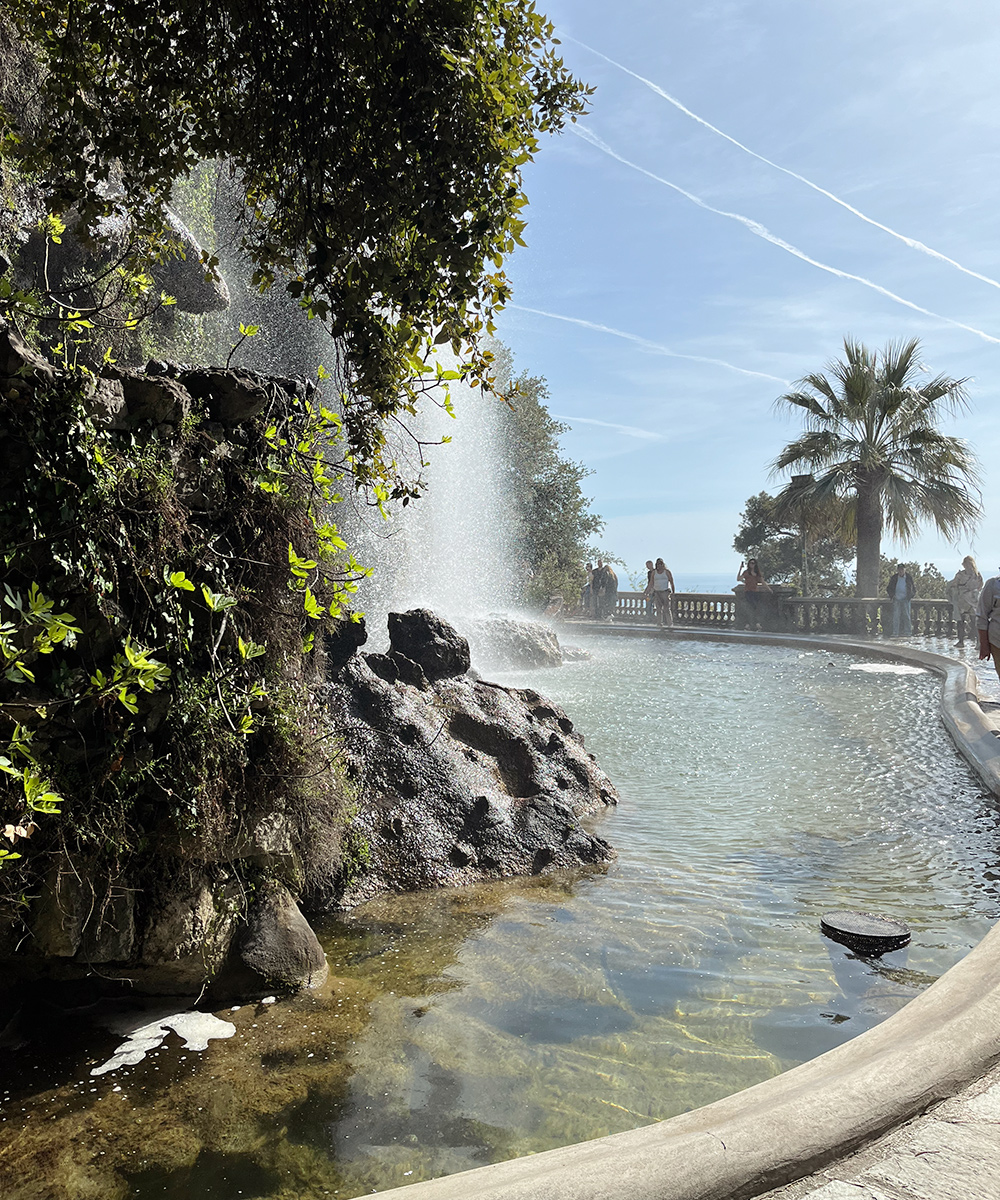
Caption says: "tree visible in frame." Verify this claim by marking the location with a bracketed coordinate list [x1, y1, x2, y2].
[733, 491, 854, 596]
[3, 1, 590, 494]
[772, 338, 981, 597]
[491, 344, 604, 607]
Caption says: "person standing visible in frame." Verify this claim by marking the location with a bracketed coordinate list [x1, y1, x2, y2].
[737, 559, 767, 630]
[581, 562, 594, 616]
[947, 556, 983, 647]
[886, 563, 916, 637]
[646, 557, 675, 628]
[978, 568, 1000, 687]
[592, 559, 618, 620]
[643, 560, 655, 621]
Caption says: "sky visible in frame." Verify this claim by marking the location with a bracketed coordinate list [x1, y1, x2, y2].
[491, 0, 1000, 583]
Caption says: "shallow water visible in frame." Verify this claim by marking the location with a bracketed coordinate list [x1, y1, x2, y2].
[3, 637, 998, 1199]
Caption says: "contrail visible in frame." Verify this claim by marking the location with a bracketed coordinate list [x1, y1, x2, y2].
[508, 303, 791, 384]
[571, 37, 1000, 293]
[572, 126, 1000, 348]
[551, 413, 666, 440]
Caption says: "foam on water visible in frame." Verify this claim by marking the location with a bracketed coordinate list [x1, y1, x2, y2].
[90, 1011, 235, 1076]
[850, 663, 927, 675]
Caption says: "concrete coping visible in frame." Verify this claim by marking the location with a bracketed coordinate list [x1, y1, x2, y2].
[373, 626, 1000, 1200]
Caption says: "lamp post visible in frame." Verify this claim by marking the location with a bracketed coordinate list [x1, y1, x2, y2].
[790, 474, 814, 596]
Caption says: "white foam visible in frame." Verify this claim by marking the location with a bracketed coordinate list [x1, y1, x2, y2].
[849, 663, 926, 676]
[90, 1012, 235, 1076]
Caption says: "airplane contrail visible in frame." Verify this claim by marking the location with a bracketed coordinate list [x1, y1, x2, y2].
[572, 126, 1000, 348]
[508, 303, 791, 383]
[550, 413, 666, 440]
[570, 37, 1000, 293]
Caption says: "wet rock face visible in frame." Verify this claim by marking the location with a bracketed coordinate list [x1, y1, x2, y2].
[386, 608, 471, 681]
[235, 884, 328, 991]
[313, 613, 618, 908]
[464, 615, 563, 670]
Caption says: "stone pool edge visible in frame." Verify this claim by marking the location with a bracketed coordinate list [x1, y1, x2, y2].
[371, 626, 1000, 1200]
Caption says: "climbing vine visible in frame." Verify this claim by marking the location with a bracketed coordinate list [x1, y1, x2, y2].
[0, 354, 363, 895]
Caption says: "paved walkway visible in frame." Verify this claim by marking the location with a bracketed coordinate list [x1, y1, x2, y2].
[760, 1060, 1000, 1200]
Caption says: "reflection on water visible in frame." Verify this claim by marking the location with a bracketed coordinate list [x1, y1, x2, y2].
[3, 638, 999, 1199]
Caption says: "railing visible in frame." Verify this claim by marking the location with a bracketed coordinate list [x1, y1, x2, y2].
[603, 591, 958, 637]
[784, 597, 956, 638]
[610, 591, 737, 627]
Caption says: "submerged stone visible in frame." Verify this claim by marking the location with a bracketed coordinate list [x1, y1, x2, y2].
[821, 910, 912, 955]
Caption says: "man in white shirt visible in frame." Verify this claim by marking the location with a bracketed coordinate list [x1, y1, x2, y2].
[977, 569, 1000, 684]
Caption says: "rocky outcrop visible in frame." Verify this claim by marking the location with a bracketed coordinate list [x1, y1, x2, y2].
[0, 605, 616, 997]
[0, 320, 59, 395]
[312, 609, 617, 908]
[387, 608, 472, 679]
[0, 335, 621, 1000]
[464, 614, 564, 670]
[234, 883, 329, 991]
[15, 205, 230, 316]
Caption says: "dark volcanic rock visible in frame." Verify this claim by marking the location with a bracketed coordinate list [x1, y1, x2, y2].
[236, 884, 328, 991]
[0, 318, 59, 392]
[181, 368, 274, 423]
[106, 367, 192, 426]
[387, 608, 471, 680]
[324, 616, 368, 673]
[312, 612, 617, 908]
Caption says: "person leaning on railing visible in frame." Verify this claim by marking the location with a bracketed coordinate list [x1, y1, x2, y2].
[977, 568, 1000, 686]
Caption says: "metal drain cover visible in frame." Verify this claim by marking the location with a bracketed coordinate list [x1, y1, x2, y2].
[821, 910, 911, 955]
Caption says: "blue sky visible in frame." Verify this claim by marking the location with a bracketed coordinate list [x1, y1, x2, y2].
[492, 0, 1000, 581]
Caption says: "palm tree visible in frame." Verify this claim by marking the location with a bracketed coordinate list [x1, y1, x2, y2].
[772, 338, 981, 597]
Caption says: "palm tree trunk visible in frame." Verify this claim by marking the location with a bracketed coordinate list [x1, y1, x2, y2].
[855, 480, 882, 597]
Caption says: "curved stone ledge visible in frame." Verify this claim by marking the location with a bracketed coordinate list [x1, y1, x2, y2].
[373, 626, 1000, 1200]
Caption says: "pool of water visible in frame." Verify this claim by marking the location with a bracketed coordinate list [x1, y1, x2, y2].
[4, 637, 999, 1199]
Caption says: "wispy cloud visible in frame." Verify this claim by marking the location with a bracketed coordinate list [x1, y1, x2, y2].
[551, 413, 665, 440]
[572, 126, 1000, 348]
[571, 38, 1000, 294]
[508, 303, 790, 383]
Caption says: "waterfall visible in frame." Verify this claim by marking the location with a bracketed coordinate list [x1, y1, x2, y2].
[168, 170, 519, 634]
[353, 360, 519, 633]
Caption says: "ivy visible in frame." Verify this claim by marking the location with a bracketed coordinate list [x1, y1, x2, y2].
[0, 364, 363, 884]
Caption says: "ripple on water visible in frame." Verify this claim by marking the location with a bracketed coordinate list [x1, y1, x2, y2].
[3, 636, 998, 1200]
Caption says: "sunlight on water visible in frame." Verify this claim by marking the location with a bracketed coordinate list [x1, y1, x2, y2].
[3, 637, 998, 1199]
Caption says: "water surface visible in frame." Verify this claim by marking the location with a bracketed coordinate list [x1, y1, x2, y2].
[4, 636, 998, 1199]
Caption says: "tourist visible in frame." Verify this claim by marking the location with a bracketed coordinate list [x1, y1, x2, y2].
[592, 559, 618, 621]
[886, 563, 916, 637]
[646, 557, 675, 628]
[737, 559, 767, 630]
[947, 556, 983, 647]
[978, 568, 1000, 686]
[643, 559, 654, 620]
[581, 562, 594, 615]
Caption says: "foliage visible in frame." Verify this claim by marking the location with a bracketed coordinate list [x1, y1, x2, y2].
[772, 337, 981, 597]
[0, 369, 362, 892]
[4, 0, 591, 496]
[490, 344, 604, 607]
[733, 491, 855, 595]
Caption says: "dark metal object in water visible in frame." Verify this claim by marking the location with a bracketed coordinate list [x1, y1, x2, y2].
[821, 910, 911, 955]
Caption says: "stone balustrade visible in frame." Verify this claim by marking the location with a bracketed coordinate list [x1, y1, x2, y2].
[605, 590, 959, 638]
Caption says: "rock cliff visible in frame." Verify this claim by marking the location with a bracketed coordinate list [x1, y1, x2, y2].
[0, 325, 619, 1002]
